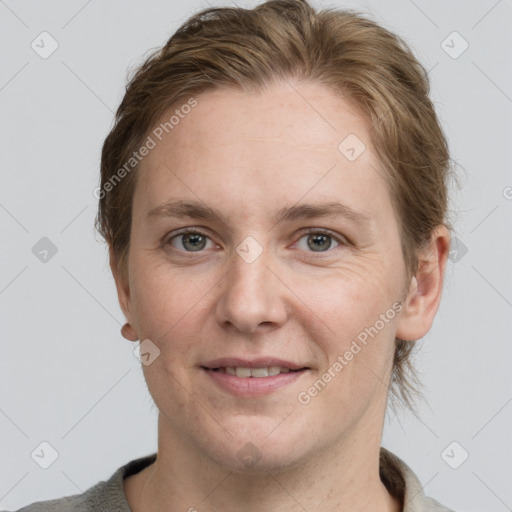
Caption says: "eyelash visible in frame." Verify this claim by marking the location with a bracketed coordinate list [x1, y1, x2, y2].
[164, 227, 349, 255]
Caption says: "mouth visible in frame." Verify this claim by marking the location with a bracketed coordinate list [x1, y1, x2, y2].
[201, 356, 310, 372]
[203, 366, 307, 379]
[200, 360, 310, 397]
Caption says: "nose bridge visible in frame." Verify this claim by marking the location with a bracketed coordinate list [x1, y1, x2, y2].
[215, 234, 287, 332]
[238, 233, 271, 281]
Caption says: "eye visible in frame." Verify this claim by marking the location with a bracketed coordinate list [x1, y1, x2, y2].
[295, 229, 345, 253]
[164, 228, 347, 255]
[166, 228, 215, 252]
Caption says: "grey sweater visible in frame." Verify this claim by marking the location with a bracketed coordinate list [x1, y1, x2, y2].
[12, 448, 455, 511]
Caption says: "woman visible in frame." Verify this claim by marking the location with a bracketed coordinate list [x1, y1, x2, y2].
[16, 0, 455, 510]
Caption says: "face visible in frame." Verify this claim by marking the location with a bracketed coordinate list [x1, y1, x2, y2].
[115, 80, 418, 471]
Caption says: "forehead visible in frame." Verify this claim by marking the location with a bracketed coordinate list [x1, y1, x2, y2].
[134, 81, 393, 226]
[160, 81, 372, 157]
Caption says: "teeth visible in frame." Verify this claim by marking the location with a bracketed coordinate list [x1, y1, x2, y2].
[250, 367, 269, 377]
[222, 366, 294, 378]
[235, 367, 252, 378]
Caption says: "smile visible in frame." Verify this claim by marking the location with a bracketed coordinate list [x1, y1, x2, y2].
[201, 366, 309, 397]
[210, 366, 302, 377]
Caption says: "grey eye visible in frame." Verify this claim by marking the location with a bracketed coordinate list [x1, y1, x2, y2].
[297, 232, 340, 252]
[169, 231, 213, 252]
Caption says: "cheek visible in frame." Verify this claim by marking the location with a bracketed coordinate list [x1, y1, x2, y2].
[293, 265, 399, 384]
[129, 258, 216, 369]
[131, 265, 207, 415]
[298, 257, 396, 329]
[130, 255, 197, 328]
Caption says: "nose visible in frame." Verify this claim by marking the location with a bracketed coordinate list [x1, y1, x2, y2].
[214, 240, 289, 334]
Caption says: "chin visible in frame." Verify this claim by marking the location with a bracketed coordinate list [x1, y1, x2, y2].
[202, 418, 312, 473]
[219, 444, 308, 475]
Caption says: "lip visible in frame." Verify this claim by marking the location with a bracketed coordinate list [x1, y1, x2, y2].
[201, 357, 309, 370]
[200, 357, 311, 398]
[202, 367, 309, 397]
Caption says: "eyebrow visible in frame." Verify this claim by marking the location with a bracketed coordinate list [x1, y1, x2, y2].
[144, 199, 373, 227]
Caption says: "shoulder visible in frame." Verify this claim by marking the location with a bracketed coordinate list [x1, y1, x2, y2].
[11, 494, 92, 512]
[380, 447, 456, 512]
[10, 453, 157, 512]
[424, 497, 457, 511]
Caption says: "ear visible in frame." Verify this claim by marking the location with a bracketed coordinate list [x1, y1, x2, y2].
[396, 225, 451, 342]
[109, 247, 138, 341]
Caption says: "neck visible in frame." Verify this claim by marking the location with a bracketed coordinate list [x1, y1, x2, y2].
[128, 415, 401, 512]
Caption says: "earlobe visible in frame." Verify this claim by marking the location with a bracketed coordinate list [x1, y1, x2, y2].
[121, 322, 139, 342]
[395, 226, 451, 342]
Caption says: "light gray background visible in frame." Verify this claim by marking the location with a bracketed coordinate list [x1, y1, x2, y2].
[1, 0, 511, 510]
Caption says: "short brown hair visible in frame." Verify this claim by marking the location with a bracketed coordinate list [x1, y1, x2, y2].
[96, 0, 455, 413]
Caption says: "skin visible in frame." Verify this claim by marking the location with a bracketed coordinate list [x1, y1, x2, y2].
[112, 80, 450, 512]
